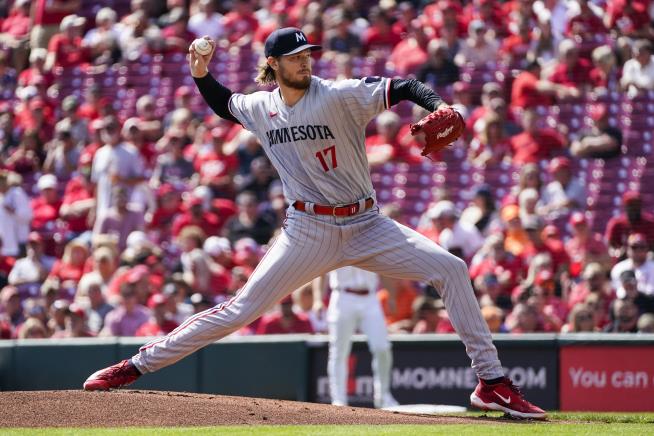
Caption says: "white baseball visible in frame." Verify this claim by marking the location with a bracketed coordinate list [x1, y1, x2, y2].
[193, 38, 212, 56]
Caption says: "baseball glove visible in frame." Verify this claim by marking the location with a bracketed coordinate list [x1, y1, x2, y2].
[410, 107, 465, 156]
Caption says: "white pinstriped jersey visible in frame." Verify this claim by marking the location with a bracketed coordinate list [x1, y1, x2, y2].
[228, 76, 391, 205]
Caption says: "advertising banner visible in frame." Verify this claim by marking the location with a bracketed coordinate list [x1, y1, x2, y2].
[308, 339, 558, 409]
[560, 345, 654, 411]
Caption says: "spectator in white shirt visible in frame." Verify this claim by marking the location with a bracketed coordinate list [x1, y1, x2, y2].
[91, 116, 146, 217]
[0, 171, 31, 257]
[427, 200, 485, 260]
[83, 7, 121, 65]
[8, 232, 54, 288]
[621, 39, 654, 93]
[538, 157, 586, 218]
[188, 0, 225, 42]
[454, 20, 500, 67]
[611, 233, 654, 298]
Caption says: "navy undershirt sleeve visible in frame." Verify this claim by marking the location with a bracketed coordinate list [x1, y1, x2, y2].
[193, 72, 241, 125]
[389, 79, 444, 112]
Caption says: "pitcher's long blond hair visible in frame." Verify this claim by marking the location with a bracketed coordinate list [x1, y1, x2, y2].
[255, 62, 277, 86]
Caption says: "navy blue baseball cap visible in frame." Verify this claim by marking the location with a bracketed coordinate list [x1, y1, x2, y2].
[264, 27, 321, 57]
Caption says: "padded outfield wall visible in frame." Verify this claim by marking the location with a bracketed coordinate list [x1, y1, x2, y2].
[1, 334, 653, 411]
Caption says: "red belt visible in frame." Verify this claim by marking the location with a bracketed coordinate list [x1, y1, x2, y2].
[293, 198, 374, 217]
[343, 288, 370, 296]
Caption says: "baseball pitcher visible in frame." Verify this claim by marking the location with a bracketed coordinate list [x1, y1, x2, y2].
[83, 28, 545, 419]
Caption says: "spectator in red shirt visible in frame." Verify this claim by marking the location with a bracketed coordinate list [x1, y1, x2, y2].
[136, 293, 179, 336]
[163, 7, 196, 53]
[463, 0, 508, 38]
[548, 39, 592, 91]
[467, 81, 503, 134]
[362, 8, 402, 57]
[509, 109, 567, 164]
[172, 195, 221, 238]
[565, 212, 611, 278]
[203, 236, 233, 296]
[59, 153, 95, 237]
[389, 21, 429, 76]
[223, 0, 259, 47]
[31, 174, 62, 232]
[0, 0, 31, 70]
[566, 0, 606, 43]
[423, 0, 466, 38]
[0, 238, 16, 288]
[15, 95, 55, 142]
[605, 0, 651, 39]
[77, 84, 103, 122]
[500, 17, 532, 67]
[567, 262, 615, 315]
[45, 14, 90, 71]
[256, 295, 314, 334]
[178, 225, 218, 298]
[521, 216, 570, 275]
[524, 270, 567, 332]
[17, 48, 52, 88]
[30, 0, 81, 49]
[147, 185, 181, 241]
[471, 233, 526, 296]
[196, 127, 238, 198]
[468, 113, 512, 166]
[511, 60, 575, 111]
[5, 129, 42, 177]
[366, 111, 403, 166]
[605, 191, 654, 258]
[48, 238, 88, 290]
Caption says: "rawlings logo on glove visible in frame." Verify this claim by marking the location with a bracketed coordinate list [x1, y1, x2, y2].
[436, 125, 454, 139]
[410, 106, 465, 157]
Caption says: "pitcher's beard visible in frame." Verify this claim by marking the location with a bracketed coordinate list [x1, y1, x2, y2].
[277, 68, 311, 90]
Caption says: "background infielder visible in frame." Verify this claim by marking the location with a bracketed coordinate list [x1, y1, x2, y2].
[323, 266, 398, 409]
[83, 27, 545, 419]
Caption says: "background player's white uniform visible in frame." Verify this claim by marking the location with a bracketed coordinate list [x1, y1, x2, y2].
[327, 266, 398, 408]
[131, 76, 504, 385]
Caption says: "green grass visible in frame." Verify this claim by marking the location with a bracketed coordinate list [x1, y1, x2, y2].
[4, 412, 654, 435]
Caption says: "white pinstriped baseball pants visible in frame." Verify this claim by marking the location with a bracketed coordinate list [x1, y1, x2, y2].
[133, 206, 503, 379]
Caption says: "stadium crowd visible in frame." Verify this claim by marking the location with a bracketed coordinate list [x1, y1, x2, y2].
[1, 0, 654, 340]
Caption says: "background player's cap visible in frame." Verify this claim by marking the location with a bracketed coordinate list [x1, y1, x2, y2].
[264, 27, 321, 57]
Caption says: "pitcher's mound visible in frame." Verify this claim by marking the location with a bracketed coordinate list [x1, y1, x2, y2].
[0, 390, 485, 427]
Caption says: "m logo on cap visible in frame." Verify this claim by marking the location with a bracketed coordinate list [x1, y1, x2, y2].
[295, 32, 306, 42]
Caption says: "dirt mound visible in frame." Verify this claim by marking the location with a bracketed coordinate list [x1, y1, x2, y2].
[0, 390, 492, 427]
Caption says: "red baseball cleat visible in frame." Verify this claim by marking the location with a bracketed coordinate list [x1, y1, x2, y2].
[470, 377, 547, 419]
[83, 359, 141, 391]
